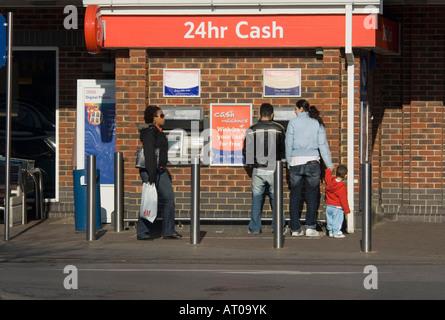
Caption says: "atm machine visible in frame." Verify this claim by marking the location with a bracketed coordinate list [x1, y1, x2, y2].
[270, 106, 296, 130]
[161, 106, 207, 165]
[251, 106, 296, 130]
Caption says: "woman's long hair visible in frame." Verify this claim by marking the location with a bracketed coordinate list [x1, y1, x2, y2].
[296, 99, 325, 127]
[144, 105, 161, 124]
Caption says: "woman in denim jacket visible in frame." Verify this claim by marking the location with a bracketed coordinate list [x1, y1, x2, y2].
[285, 99, 334, 237]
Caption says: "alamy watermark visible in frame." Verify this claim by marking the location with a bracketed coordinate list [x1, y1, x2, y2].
[363, 265, 378, 290]
[63, 5, 78, 30]
[63, 265, 78, 290]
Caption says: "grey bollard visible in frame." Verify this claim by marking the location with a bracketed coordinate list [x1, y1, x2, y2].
[273, 160, 284, 249]
[361, 163, 372, 253]
[190, 157, 200, 244]
[86, 155, 96, 241]
[114, 152, 124, 232]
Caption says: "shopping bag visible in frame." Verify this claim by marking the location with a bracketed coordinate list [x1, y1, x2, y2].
[139, 182, 158, 222]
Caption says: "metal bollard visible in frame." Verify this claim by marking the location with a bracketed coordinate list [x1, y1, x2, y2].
[273, 160, 284, 249]
[114, 152, 124, 232]
[190, 157, 200, 244]
[4, 12, 13, 241]
[86, 155, 96, 241]
[361, 163, 372, 253]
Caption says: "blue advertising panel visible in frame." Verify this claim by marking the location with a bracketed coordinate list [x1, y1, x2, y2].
[0, 14, 6, 68]
[83, 89, 116, 184]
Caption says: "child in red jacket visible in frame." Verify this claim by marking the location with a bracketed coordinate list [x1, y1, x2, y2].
[325, 165, 350, 238]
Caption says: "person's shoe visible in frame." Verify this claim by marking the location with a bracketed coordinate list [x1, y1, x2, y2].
[305, 228, 320, 237]
[334, 232, 345, 239]
[162, 232, 183, 239]
[291, 229, 305, 237]
[329, 232, 334, 238]
[137, 235, 153, 241]
[248, 230, 261, 235]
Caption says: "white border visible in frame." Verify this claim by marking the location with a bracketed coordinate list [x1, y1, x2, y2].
[76, 79, 116, 223]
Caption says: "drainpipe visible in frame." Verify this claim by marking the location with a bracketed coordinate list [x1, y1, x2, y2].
[345, 4, 355, 233]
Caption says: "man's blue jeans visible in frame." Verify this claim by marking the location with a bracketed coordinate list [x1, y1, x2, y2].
[288, 162, 321, 232]
[248, 169, 285, 233]
[138, 169, 176, 238]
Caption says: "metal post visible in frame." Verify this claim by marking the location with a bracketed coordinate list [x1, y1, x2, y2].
[190, 157, 200, 244]
[86, 155, 96, 241]
[4, 12, 12, 241]
[362, 163, 372, 253]
[114, 152, 124, 232]
[273, 160, 284, 249]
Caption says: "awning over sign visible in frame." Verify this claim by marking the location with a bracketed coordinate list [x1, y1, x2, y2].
[84, 5, 399, 55]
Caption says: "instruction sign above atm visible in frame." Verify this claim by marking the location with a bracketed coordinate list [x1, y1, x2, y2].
[84, 5, 399, 54]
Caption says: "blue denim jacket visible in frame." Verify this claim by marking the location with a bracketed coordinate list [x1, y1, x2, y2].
[285, 112, 334, 168]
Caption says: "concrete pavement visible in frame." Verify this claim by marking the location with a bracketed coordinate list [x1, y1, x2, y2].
[1, 218, 444, 266]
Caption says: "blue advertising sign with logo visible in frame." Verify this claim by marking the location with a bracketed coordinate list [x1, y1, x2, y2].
[0, 14, 6, 68]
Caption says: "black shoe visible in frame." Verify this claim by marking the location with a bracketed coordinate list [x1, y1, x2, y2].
[137, 235, 153, 241]
[162, 232, 182, 239]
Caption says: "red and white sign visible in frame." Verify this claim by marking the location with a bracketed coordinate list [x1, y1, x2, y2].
[210, 104, 252, 166]
[84, 6, 399, 54]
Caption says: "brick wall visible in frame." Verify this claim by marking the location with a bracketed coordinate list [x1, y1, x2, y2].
[116, 48, 361, 225]
[371, 5, 445, 222]
[9, 5, 444, 225]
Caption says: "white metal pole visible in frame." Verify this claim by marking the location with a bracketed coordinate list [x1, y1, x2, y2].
[345, 4, 355, 234]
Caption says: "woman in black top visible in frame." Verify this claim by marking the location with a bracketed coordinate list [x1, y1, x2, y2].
[137, 105, 182, 240]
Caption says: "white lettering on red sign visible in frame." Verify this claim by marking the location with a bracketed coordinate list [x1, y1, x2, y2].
[184, 21, 284, 39]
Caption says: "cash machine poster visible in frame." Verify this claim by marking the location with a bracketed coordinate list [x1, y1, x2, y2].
[84, 87, 116, 184]
[163, 69, 201, 97]
[263, 68, 301, 97]
[210, 104, 252, 166]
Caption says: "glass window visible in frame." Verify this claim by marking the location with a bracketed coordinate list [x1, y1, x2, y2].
[0, 49, 57, 199]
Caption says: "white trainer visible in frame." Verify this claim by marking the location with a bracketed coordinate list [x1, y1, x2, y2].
[305, 228, 320, 237]
[334, 233, 345, 239]
[291, 229, 305, 237]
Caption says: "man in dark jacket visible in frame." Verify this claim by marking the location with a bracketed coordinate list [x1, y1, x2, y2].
[242, 103, 286, 234]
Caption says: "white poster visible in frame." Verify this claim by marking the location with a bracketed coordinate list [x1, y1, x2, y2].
[263, 68, 301, 97]
[163, 69, 201, 97]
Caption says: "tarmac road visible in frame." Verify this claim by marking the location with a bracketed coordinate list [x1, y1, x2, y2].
[0, 262, 444, 300]
[0, 218, 444, 302]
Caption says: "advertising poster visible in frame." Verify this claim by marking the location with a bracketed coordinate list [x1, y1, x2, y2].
[163, 69, 201, 97]
[210, 104, 252, 166]
[84, 87, 116, 184]
[263, 68, 301, 97]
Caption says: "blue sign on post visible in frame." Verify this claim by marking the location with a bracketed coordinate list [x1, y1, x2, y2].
[0, 14, 6, 68]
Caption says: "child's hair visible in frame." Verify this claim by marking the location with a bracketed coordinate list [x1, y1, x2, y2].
[336, 165, 348, 179]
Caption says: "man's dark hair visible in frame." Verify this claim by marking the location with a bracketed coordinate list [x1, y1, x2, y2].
[259, 103, 274, 118]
